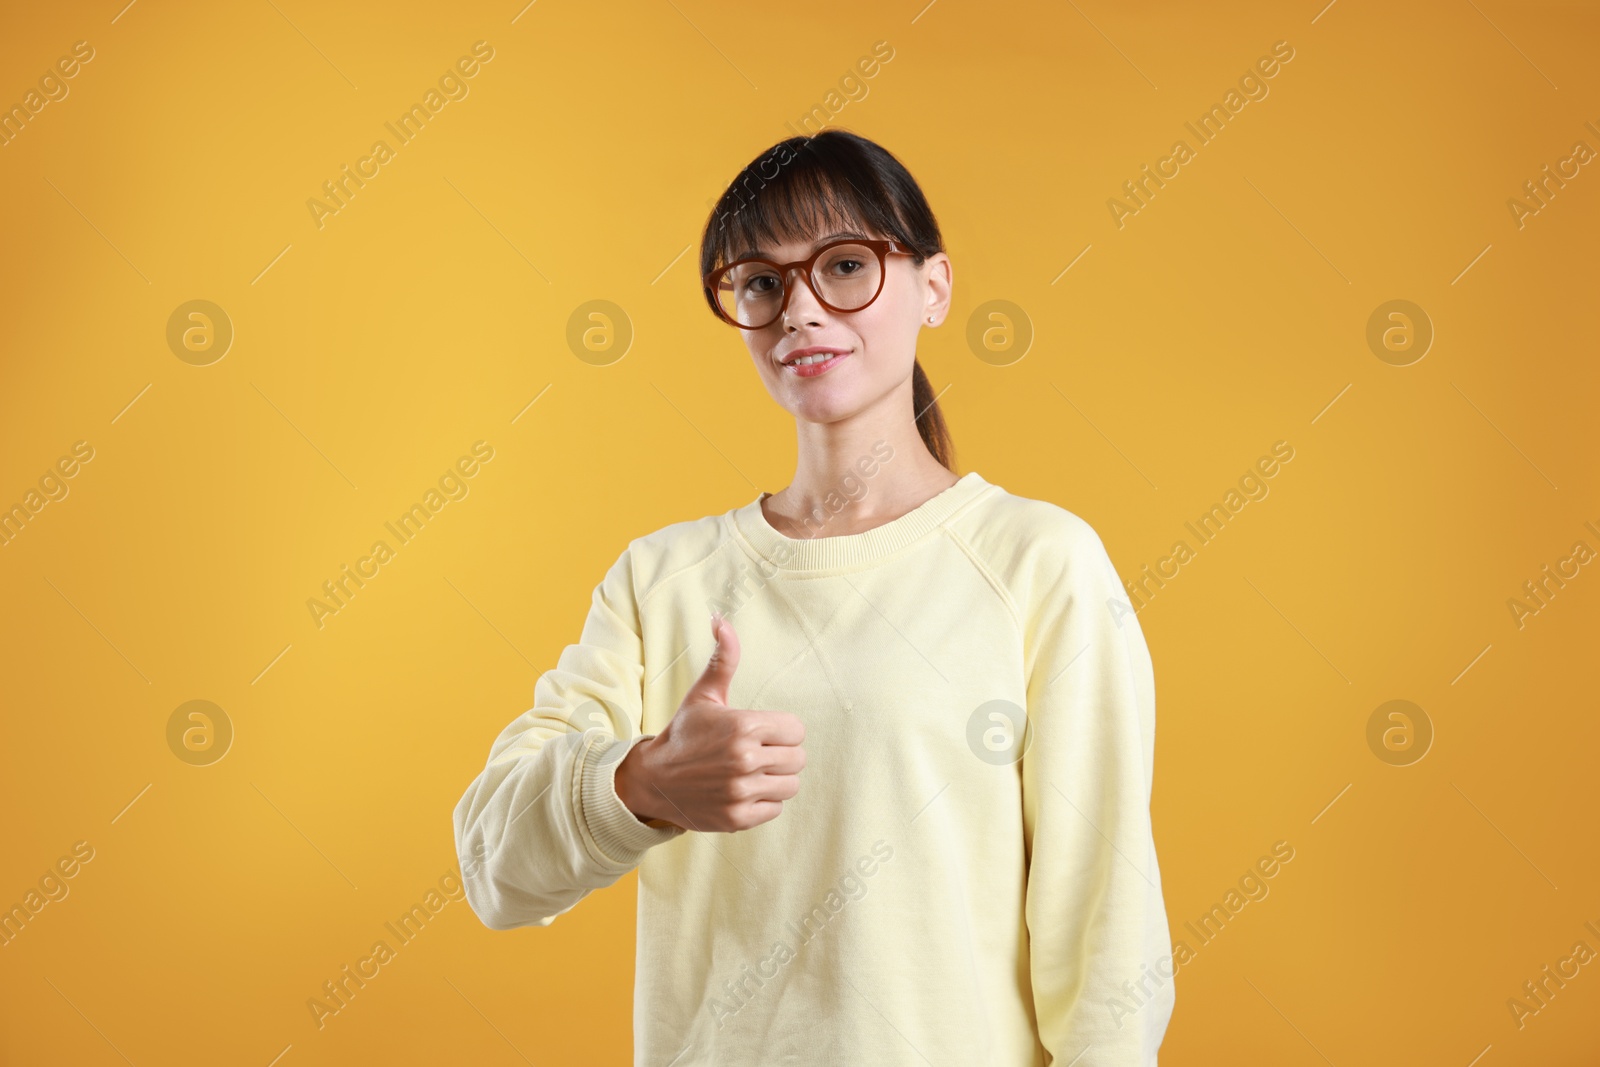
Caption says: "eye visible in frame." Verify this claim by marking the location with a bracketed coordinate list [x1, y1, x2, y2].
[819, 247, 870, 276]
[739, 271, 780, 295]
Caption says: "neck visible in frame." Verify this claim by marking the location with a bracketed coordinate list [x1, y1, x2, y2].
[766, 385, 956, 538]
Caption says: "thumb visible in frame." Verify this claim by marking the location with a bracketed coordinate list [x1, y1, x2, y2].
[685, 611, 740, 708]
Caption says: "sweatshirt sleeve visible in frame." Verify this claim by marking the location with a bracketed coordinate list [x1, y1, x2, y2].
[452, 543, 687, 931]
[1021, 518, 1174, 1065]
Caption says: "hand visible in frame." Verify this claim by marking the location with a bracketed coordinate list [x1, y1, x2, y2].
[614, 612, 806, 833]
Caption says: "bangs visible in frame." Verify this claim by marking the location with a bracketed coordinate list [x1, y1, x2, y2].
[706, 143, 913, 271]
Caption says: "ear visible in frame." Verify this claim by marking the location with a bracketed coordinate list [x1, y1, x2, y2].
[921, 252, 952, 326]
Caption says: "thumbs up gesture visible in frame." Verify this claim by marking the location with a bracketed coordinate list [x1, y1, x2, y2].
[613, 612, 806, 833]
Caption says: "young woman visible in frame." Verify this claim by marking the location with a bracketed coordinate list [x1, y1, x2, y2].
[454, 129, 1174, 1065]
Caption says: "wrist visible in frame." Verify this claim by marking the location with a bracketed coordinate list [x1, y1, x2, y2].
[614, 738, 660, 825]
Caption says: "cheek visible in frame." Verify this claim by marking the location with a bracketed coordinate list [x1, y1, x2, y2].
[854, 300, 916, 362]
[745, 332, 789, 386]
[746, 329, 782, 366]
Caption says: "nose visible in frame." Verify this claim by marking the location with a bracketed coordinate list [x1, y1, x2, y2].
[779, 266, 828, 328]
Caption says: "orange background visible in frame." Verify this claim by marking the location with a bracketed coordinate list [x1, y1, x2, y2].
[2, 1, 1597, 1064]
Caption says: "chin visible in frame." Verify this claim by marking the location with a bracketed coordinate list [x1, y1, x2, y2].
[789, 386, 881, 426]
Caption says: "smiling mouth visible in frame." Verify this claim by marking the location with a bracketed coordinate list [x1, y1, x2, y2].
[784, 352, 843, 367]
[780, 350, 850, 377]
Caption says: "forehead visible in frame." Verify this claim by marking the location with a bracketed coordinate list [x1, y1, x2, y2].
[734, 227, 878, 262]
[722, 184, 882, 263]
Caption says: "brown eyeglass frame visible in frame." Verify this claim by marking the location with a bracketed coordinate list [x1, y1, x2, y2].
[702, 238, 917, 330]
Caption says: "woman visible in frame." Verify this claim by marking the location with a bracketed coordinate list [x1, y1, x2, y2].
[453, 129, 1174, 1065]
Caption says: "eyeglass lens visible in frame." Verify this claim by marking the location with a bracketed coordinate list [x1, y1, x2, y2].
[715, 244, 882, 327]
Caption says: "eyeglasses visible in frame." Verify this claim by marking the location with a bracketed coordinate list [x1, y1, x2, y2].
[703, 238, 917, 330]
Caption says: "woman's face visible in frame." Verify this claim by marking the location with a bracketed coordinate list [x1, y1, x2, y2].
[733, 224, 951, 428]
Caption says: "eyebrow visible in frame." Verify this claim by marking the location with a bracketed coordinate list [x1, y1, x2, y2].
[734, 230, 870, 262]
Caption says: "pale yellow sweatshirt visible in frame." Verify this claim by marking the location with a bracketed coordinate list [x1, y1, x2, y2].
[452, 470, 1174, 1065]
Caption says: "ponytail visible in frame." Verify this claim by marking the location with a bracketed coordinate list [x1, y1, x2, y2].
[911, 359, 956, 472]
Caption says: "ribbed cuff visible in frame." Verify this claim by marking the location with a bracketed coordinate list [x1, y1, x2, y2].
[578, 732, 684, 866]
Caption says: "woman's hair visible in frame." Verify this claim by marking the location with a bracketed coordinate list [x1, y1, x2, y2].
[699, 128, 956, 473]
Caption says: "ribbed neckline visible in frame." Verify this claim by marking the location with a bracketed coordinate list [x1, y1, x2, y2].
[729, 471, 993, 573]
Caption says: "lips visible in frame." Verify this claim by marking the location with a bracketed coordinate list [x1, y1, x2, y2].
[783, 350, 849, 377]
[778, 346, 850, 367]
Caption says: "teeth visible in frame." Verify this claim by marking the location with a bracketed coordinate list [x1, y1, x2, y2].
[789, 352, 840, 366]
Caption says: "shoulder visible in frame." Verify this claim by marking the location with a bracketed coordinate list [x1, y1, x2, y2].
[949, 479, 1120, 590]
[953, 479, 1143, 648]
[617, 507, 744, 602]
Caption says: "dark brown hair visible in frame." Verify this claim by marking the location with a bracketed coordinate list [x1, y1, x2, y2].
[699, 128, 956, 473]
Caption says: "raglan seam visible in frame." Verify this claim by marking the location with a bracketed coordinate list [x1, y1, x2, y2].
[938, 524, 1024, 642]
[632, 520, 742, 609]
